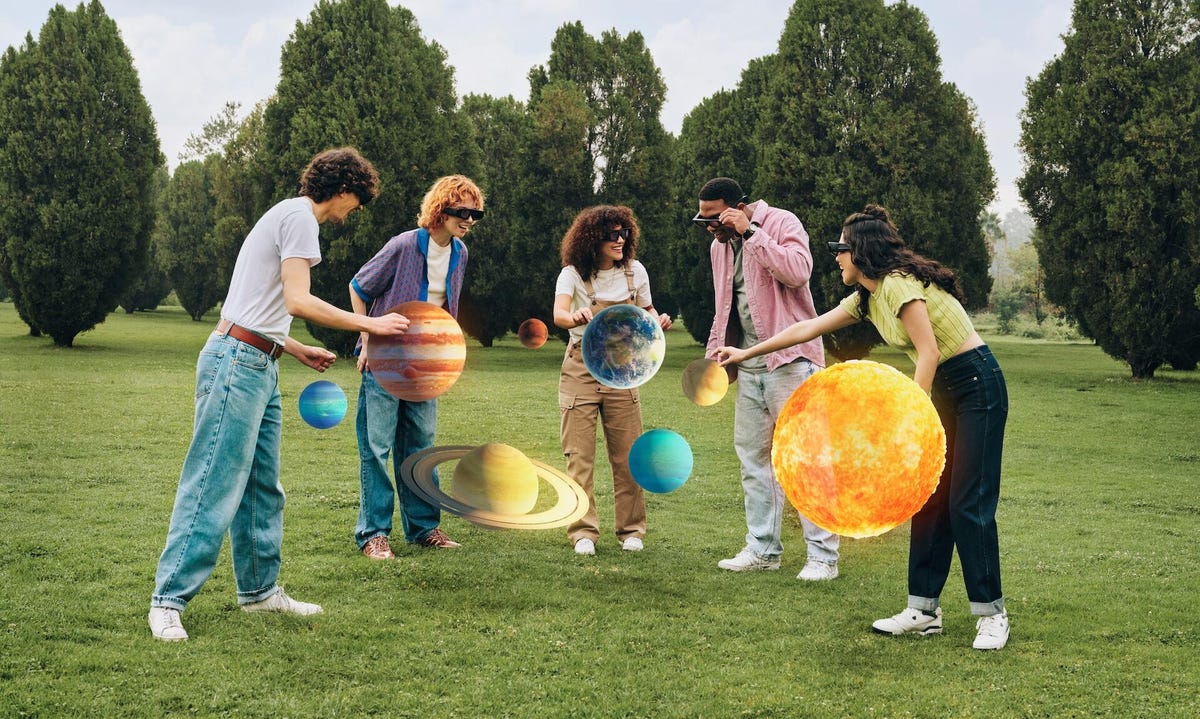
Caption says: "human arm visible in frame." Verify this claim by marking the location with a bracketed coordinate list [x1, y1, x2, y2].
[721, 209, 814, 288]
[350, 285, 370, 372]
[553, 293, 591, 329]
[283, 336, 336, 372]
[898, 299, 939, 393]
[281, 257, 409, 336]
[716, 306, 858, 366]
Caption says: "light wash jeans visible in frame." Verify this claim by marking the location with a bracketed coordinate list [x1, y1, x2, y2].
[152, 333, 285, 611]
[733, 359, 840, 563]
[355, 370, 441, 546]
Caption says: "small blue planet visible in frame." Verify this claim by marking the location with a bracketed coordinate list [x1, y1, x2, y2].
[628, 429, 693, 493]
[298, 380, 347, 429]
[580, 304, 665, 389]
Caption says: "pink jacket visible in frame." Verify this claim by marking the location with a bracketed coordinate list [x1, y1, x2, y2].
[706, 200, 825, 375]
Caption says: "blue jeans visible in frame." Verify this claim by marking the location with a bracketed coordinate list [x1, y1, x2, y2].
[152, 333, 285, 611]
[909, 346, 1008, 617]
[733, 359, 840, 563]
[355, 370, 441, 546]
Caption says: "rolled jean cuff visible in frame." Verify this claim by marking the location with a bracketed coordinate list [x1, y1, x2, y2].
[236, 583, 279, 605]
[970, 597, 1006, 617]
[908, 595, 940, 613]
[150, 597, 188, 612]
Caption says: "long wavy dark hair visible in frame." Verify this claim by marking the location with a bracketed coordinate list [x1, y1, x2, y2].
[559, 205, 640, 280]
[844, 204, 966, 316]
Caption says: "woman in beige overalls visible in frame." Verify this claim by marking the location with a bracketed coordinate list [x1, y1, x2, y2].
[552, 206, 673, 556]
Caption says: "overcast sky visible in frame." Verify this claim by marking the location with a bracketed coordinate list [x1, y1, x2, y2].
[1, 0, 1073, 217]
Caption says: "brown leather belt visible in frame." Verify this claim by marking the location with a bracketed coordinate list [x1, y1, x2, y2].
[216, 319, 284, 360]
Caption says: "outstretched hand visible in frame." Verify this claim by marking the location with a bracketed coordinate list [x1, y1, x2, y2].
[370, 311, 410, 336]
[715, 346, 747, 367]
[658, 313, 673, 330]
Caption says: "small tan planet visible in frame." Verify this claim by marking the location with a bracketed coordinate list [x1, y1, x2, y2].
[681, 358, 729, 406]
[451, 442, 539, 515]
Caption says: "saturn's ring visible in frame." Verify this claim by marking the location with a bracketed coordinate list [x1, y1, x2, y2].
[398, 445, 589, 530]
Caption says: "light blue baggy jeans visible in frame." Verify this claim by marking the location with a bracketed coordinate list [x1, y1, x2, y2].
[733, 358, 840, 563]
[152, 333, 286, 611]
[354, 369, 441, 546]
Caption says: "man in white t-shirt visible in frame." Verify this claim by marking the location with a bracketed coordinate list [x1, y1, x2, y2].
[149, 148, 409, 642]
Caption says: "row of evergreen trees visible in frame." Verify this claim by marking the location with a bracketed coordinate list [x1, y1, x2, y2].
[2, 0, 1196, 377]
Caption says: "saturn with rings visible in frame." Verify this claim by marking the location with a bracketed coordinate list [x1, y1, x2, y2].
[398, 444, 589, 530]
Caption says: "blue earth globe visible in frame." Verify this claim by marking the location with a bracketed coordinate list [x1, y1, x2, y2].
[628, 428, 693, 493]
[298, 380, 347, 429]
[580, 304, 665, 389]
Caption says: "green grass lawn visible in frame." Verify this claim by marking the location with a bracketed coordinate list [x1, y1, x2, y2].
[1, 303, 1197, 718]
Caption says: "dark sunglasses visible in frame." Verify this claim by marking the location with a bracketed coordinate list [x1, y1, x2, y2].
[691, 212, 723, 229]
[605, 228, 632, 242]
[827, 241, 852, 256]
[444, 207, 485, 221]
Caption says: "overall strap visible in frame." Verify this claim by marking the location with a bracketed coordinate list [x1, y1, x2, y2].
[623, 267, 636, 302]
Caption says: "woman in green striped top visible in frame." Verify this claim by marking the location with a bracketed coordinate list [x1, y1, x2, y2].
[716, 204, 1010, 651]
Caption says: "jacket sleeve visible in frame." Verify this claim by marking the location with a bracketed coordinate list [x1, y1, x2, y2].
[742, 214, 813, 289]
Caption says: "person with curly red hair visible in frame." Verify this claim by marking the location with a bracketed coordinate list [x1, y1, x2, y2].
[350, 175, 485, 559]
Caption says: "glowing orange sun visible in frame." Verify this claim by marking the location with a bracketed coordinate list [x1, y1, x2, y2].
[772, 360, 946, 538]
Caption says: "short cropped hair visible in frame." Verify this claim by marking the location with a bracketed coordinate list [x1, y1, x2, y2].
[417, 175, 485, 230]
[298, 147, 379, 205]
[698, 177, 746, 206]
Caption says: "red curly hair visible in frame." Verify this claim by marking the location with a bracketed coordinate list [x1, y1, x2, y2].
[417, 175, 485, 229]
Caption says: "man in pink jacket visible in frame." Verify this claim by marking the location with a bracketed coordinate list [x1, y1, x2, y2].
[697, 177, 840, 580]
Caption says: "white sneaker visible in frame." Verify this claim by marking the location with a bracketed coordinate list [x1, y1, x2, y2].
[240, 588, 323, 616]
[872, 607, 943, 636]
[574, 538, 596, 556]
[973, 612, 1009, 650]
[717, 549, 781, 572]
[797, 560, 839, 581]
[148, 607, 188, 641]
[621, 537, 644, 552]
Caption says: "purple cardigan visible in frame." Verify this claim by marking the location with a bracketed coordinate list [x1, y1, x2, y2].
[350, 228, 468, 351]
[705, 200, 825, 374]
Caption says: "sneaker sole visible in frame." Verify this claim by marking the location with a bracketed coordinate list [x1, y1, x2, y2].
[871, 625, 943, 636]
[717, 563, 781, 572]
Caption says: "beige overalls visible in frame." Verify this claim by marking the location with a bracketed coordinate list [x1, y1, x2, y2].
[558, 269, 647, 544]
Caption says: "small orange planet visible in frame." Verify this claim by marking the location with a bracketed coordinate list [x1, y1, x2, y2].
[682, 358, 729, 406]
[452, 443, 539, 514]
[772, 360, 946, 538]
[366, 301, 466, 402]
[518, 318, 548, 349]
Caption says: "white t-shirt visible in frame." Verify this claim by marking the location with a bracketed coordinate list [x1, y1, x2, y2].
[425, 237, 453, 309]
[221, 197, 321, 344]
[555, 261, 653, 342]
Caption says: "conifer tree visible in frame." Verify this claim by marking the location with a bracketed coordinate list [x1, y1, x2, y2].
[756, 0, 994, 358]
[1020, 0, 1200, 378]
[261, 0, 476, 356]
[0, 2, 160, 345]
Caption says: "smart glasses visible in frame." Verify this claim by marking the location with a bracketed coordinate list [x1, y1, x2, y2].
[827, 241, 851, 256]
[444, 207, 485, 221]
[691, 212, 723, 229]
[606, 228, 632, 242]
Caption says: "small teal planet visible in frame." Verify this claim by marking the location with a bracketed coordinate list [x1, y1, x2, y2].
[628, 429, 693, 493]
[580, 304, 665, 389]
[298, 380, 347, 429]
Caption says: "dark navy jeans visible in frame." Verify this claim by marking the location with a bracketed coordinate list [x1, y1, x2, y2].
[908, 345, 1008, 617]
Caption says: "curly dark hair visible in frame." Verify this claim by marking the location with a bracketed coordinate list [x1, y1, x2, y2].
[843, 204, 966, 316]
[559, 205, 640, 280]
[298, 147, 380, 205]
